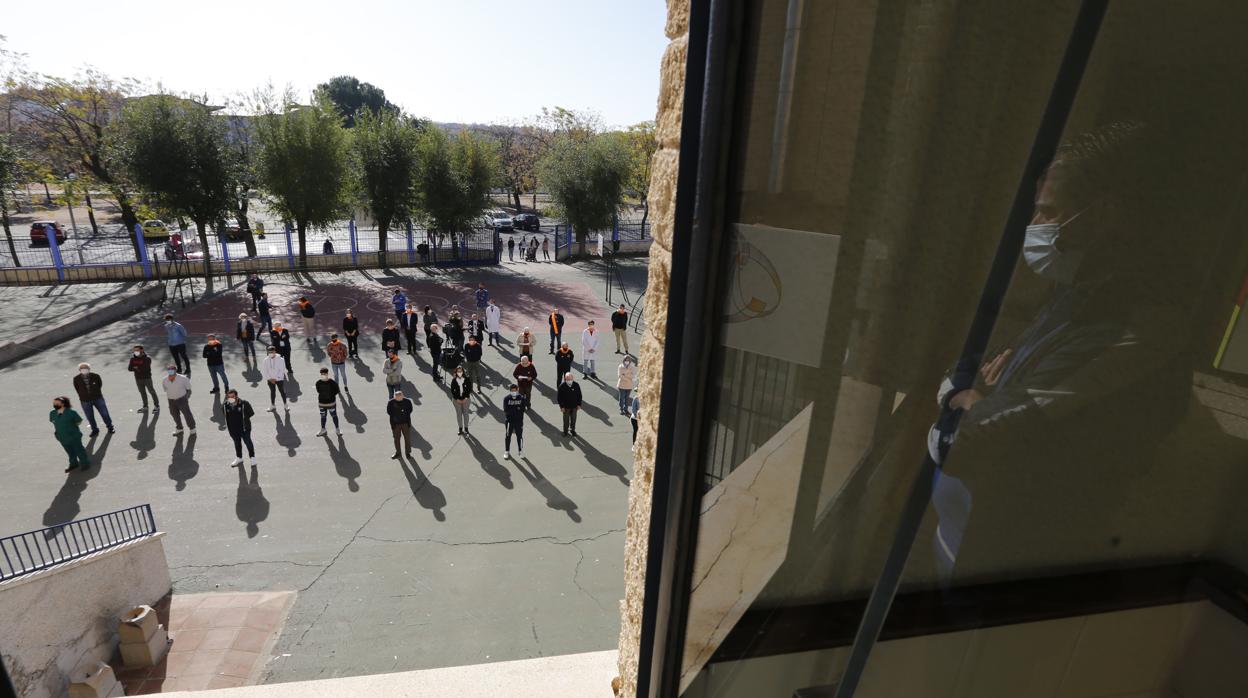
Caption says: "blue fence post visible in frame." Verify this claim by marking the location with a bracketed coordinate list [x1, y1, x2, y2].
[349, 220, 359, 266]
[495, 229, 501, 264]
[46, 223, 66, 282]
[221, 230, 232, 275]
[612, 214, 619, 242]
[406, 221, 415, 265]
[284, 223, 296, 270]
[134, 224, 152, 279]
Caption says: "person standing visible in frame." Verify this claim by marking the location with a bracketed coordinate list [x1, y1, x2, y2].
[401, 305, 421, 355]
[322, 238, 335, 255]
[542, 237, 550, 261]
[475, 283, 490, 315]
[315, 367, 343, 437]
[485, 300, 502, 347]
[446, 307, 465, 351]
[381, 318, 403, 357]
[387, 389, 414, 459]
[557, 372, 583, 437]
[427, 324, 444, 382]
[581, 321, 600, 379]
[554, 342, 575, 384]
[161, 365, 196, 435]
[270, 322, 293, 373]
[72, 362, 114, 436]
[466, 313, 484, 344]
[223, 389, 257, 467]
[616, 355, 637, 415]
[611, 304, 631, 355]
[503, 384, 526, 459]
[202, 334, 230, 393]
[327, 333, 349, 392]
[547, 308, 565, 354]
[165, 314, 190, 374]
[258, 293, 273, 338]
[342, 310, 361, 359]
[463, 336, 483, 392]
[450, 366, 473, 435]
[513, 355, 537, 408]
[261, 347, 289, 412]
[516, 327, 535, 359]
[630, 394, 641, 450]
[245, 274, 264, 312]
[50, 396, 90, 472]
[297, 297, 316, 342]
[391, 288, 408, 324]
[507, 236, 515, 261]
[128, 345, 160, 413]
[383, 350, 405, 397]
[237, 313, 258, 362]
[421, 305, 439, 345]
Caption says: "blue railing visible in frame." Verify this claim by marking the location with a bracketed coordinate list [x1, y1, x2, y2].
[0, 505, 157, 582]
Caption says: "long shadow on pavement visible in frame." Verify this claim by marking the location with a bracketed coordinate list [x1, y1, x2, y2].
[464, 433, 513, 490]
[398, 455, 446, 521]
[129, 411, 159, 460]
[572, 435, 631, 486]
[272, 410, 301, 457]
[324, 434, 361, 492]
[512, 459, 581, 523]
[236, 464, 270, 538]
[342, 392, 369, 434]
[168, 433, 200, 491]
[42, 433, 110, 530]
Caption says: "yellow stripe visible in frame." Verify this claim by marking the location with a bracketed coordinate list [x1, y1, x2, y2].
[1213, 304, 1242, 369]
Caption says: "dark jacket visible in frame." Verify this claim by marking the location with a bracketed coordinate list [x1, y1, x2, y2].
[464, 342, 483, 363]
[513, 362, 537, 386]
[503, 393, 526, 422]
[299, 302, 316, 318]
[343, 316, 359, 336]
[387, 397, 414, 425]
[548, 312, 565, 333]
[422, 311, 438, 333]
[557, 381, 583, 409]
[427, 333, 443, 355]
[611, 310, 628, 330]
[202, 342, 225, 366]
[237, 320, 255, 341]
[128, 354, 152, 380]
[466, 319, 484, 340]
[73, 373, 104, 402]
[555, 348, 575, 375]
[450, 375, 473, 400]
[258, 298, 271, 317]
[315, 378, 340, 406]
[223, 399, 254, 436]
[440, 346, 462, 371]
[401, 312, 421, 333]
[246, 277, 263, 297]
[446, 316, 464, 339]
[382, 327, 402, 351]
[270, 329, 291, 352]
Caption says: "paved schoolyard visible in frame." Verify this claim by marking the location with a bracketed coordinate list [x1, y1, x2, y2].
[0, 257, 649, 684]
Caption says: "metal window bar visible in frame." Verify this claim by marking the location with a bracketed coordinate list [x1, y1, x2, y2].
[0, 504, 158, 582]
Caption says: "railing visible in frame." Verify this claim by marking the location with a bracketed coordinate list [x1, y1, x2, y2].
[553, 221, 653, 260]
[0, 504, 158, 582]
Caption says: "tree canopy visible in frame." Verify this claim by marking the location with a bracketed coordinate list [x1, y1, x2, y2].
[538, 132, 630, 253]
[353, 109, 421, 261]
[415, 126, 498, 234]
[314, 76, 398, 128]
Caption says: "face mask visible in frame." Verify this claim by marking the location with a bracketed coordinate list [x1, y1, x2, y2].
[133, 352, 141, 357]
[564, 379, 571, 385]
[227, 397, 237, 405]
[1023, 221, 1084, 284]
[167, 369, 177, 376]
[165, 321, 172, 327]
[510, 390, 519, 397]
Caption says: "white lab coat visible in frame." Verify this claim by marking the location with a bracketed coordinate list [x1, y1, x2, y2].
[485, 304, 501, 334]
[581, 328, 600, 356]
[261, 355, 287, 382]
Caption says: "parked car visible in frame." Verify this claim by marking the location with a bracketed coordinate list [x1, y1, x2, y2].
[29, 221, 67, 247]
[484, 211, 514, 232]
[512, 213, 540, 232]
[141, 219, 170, 240]
[214, 218, 247, 242]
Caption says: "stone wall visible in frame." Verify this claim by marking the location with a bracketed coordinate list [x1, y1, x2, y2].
[615, 0, 690, 693]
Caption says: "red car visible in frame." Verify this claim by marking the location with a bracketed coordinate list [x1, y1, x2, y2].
[29, 221, 67, 247]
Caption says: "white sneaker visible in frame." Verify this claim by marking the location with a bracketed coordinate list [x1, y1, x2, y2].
[249, 457, 258, 466]
[171, 429, 183, 436]
[335, 429, 342, 436]
[518, 449, 525, 458]
[503, 451, 511, 460]
[284, 405, 290, 411]
[316, 430, 327, 437]
[230, 457, 243, 466]
[188, 428, 196, 435]
[266, 406, 276, 412]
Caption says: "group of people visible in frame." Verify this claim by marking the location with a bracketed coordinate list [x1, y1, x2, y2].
[506, 235, 550, 262]
[49, 275, 644, 472]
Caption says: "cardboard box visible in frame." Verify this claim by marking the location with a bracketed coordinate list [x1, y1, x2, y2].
[118, 605, 159, 644]
[68, 661, 125, 698]
[119, 624, 169, 668]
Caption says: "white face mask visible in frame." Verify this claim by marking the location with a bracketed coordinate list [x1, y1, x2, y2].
[227, 397, 238, 405]
[1023, 216, 1085, 284]
[133, 352, 141, 357]
[564, 379, 572, 385]
[510, 390, 519, 397]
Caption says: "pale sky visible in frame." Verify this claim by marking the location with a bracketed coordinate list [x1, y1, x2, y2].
[3, 0, 668, 128]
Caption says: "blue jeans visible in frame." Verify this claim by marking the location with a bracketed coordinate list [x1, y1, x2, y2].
[82, 398, 113, 432]
[240, 340, 257, 360]
[618, 388, 632, 413]
[208, 364, 230, 391]
[331, 362, 348, 388]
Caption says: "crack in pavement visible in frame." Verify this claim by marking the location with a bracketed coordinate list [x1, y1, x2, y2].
[300, 493, 401, 593]
[170, 560, 325, 570]
[355, 528, 625, 548]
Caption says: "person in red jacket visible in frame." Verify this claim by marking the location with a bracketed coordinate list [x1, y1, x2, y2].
[128, 345, 160, 413]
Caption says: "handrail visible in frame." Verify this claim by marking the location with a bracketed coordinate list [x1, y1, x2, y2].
[0, 504, 157, 582]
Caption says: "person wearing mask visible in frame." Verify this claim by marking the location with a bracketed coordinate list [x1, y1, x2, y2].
[161, 365, 196, 435]
[485, 300, 502, 348]
[450, 366, 473, 435]
[164, 314, 190, 374]
[502, 384, 526, 459]
[327, 334, 349, 391]
[297, 297, 317, 342]
[547, 308, 565, 354]
[475, 283, 490, 314]
[557, 372, 583, 438]
[315, 367, 343, 437]
[427, 324, 444, 382]
[391, 288, 408, 324]
[381, 318, 403, 357]
[630, 394, 641, 450]
[128, 345, 160, 413]
[202, 334, 230, 393]
[261, 347, 289, 412]
[401, 304, 421, 355]
[223, 388, 257, 467]
[258, 293, 273, 338]
[422, 305, 439, 344]
[50, 395, 90, 472]
[237, 313, 258, 362]
[580, 320, 600, 379]
[382, 350, 404, 398]
[72, 362, 114, 436]
[245, 274, 264, 312]
[270, 322, 293, 373]
[463, 336, 483, 393]
[616, 356, 637, 415]
[516, 327, 535, 359]
[554, 342, 575, 384]
[513, 355, 537, 408]
[611, 304, 630, 355]
[387, 389, 414, 459]
[446, 307, 465, 351]
[342, 310, 360, 359]
[466, 313, 484, 344]
[542, 237, 550, 261]
[507, 236, 516, 261]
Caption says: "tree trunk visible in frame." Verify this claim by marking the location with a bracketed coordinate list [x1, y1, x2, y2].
[196, 219, 213, 289]
[512, 189, 522, 210]
[84, 190, 100, 234]
[239, 199, 258, 259]
[117, 196, 143, 262]
[640, 199, 649, 229]
[1, 197, 19, 268]
[42, 182, 53, 206]
[575, 227, 586, 258]
[297, 219, 308, 267]
[377, 217, 390, 267]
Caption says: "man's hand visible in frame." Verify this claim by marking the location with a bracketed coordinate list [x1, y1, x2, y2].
[949, 389, 984, 411]
[980, 349, 1013, 386]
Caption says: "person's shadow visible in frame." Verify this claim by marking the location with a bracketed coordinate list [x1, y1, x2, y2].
[42, 446, 103, 533]
[285, 376, 303, 403]
[307, 341, 326, 364]
[273, 411, 301, 456]
[576, 393, 614, 426]
[400, 378, 423, 407]
[84, 431, 113, 471]
[242, 360, 263, 387]
[235, 465, 270, 538]
[168, 433, 200, 491]
[209, 392, 227, 432]
[574, 436, 631, 486]
[129, 411, 159, 460]
[410, 426, 434, 460]
[325, 434, 361, 492]
[513, 459, 581, 522]
[398, 455, 446, 521]
[465, 433, 513, 490]
[353, 359, 375, 384]
[526, 408, 566, 447]
[342, 392, 369, 434]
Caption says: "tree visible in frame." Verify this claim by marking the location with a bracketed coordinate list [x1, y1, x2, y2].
[254, 98, 349, 265]
[0, 134, 20, 266]
[415, 126, 498, 236]
[538, 132, 630, 257]
[353, 109, 421, 265]
[111, 94, 236, 280]
[315, 76, 398, 128]
[621, 121, 657, 227]
[485, 123, 543, 211]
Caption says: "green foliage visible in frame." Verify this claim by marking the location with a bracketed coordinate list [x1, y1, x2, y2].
[315, 75, 398, 128]
[621, 121, 657, 204]
[415, 126, 498, 234]
[538, 132, 630, 244]
[0, 133, 18, 192]
[353, 109, 421, 258]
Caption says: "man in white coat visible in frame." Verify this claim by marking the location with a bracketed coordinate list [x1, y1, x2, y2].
[261, 345, 290, 412]
[485, 300, 502, 348]
[581, 320, 600, 379]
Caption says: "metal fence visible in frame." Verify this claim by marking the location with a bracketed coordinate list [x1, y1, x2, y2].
[552, 221, 653, 260]
[0, 504, 158, 582]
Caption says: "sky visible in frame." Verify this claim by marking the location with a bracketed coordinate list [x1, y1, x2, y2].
[2, 0, 668, 128]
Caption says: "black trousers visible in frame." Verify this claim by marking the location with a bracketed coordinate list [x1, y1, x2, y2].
[231, 430, 255, 457]
[268, 380, 287, 405]
[346, 334, 359, 356]
[404, 330, 419, 352]
[169, 344, 190, 372]
[505, 420, 524, 452]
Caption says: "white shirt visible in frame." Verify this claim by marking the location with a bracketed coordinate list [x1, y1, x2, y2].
[581, 328, 599, 355]
[261, 355, 287, 382]
[161, 373, 192, 399]
[485, 305, 501, 333]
